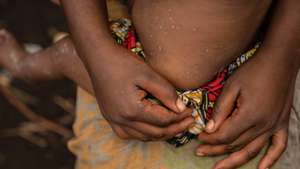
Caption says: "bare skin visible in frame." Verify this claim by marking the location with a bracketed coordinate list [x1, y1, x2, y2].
[0, 27, 198, 141]
[131, 0, 272, 89]
[0, 26, 193, 142]
[197, 1, 300, 169]
[0, 30, 93, 92]
[0, 0, 300, 168]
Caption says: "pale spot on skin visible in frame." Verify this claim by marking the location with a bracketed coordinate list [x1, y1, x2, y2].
[8, 51, 22, 72]
[158, 46, 163, 52]
[72, 47, 77, 55]
[192, 27, 199, 32]
[9, 51, 19, 65]
[41, 68, 53, 76]
[59, 43, 69, 54]
[168, 17, 174, 22]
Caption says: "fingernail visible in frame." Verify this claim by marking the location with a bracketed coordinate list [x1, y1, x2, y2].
[196, 151, 205, 156]
[175, 132, 184, 137]
[176, 98, 186, 112]
[206, 120, 215, 133]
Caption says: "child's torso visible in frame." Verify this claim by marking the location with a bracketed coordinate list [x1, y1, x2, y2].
[131, 0, 272, 89]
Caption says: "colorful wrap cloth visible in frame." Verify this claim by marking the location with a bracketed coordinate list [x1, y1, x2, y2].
[110, 18, 259, 147]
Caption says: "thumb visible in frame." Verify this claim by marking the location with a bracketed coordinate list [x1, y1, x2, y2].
[139, 73, 186, 114]
[206, 83, 240, 133]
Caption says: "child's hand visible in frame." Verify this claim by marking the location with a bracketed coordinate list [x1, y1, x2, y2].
[59, 0, 193, 142]
[90, 46, 193, 141]
[196, 48, 298, 169]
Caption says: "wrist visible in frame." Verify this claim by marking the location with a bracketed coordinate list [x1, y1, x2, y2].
[83, 41, 119, 68]
[257, 42, 300, 73]
[258, 0, 300, 70]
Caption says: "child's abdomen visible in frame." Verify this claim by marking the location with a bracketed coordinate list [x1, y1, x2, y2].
[131, 0, 272, 90]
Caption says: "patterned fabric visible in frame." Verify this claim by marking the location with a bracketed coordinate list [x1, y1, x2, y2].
[110, 18, 260, 147]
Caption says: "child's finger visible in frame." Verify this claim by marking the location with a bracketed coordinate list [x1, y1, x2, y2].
[126, 116, 194, 140]
[112, 124, 151, 141]
[213, 133, 268, 169]
[138, 73, 186, 114]
[198, 109, 253, 144]
[206, 82, 240, 133]
[111, 124, 132, 140]
[226, 125, 263, 151]
[197, 127, 267, 156]
[196, 144, 228, 156]
[258, 128, 288, 169]
[133, 99, 191, 127]
[258, 85, 291, 169]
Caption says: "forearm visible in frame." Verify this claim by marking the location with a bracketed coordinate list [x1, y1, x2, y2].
[51, 37, 94, 94]
[262, 0, 300, 70]
[60, 0, 116, 73]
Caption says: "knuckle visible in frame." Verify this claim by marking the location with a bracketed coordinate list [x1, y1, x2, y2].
[154, 130, 165, 139]
[178, 120, 189, 130]
[155, 114, 173, 127]
[165, 128, 177, 137]
[122, 110, 137, 120]
[160, 116, 173, 126]
[260, 121, 275, 132]
[143, 104, 173, 126]
[160, 119, 174, 128]
[278, 139, 288, 150]
[245, 148, 258, 160]
[268, 120, 277, 129]
[216, 133, 231, 144]
[141, 103, 151, 114]
[136, 101, 145, 112]
[226, 144, 239, 153]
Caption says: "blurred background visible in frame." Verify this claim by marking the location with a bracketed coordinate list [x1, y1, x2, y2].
[0, 0, 76, 169]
